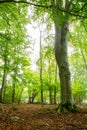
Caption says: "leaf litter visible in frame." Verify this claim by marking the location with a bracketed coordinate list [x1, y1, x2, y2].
[0, 104, 87, 130]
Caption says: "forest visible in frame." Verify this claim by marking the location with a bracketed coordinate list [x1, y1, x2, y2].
[0, 0, 87, 130]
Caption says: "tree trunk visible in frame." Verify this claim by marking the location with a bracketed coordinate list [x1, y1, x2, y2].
[51, 0, 79, 112]
[18, 88, 23, 104]
[12, 82, 16, 103]
[54, 63, 57, 104]
[55, 20, 78, 112]
[39, 30, 44, 105]
[48, 59, 52, 104]
[49, 85, 52, 104]
[0, 63, 7, 102]
[12, 65, 17, 103]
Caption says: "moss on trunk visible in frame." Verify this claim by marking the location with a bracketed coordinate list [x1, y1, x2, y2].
[56, 103, 79, 113]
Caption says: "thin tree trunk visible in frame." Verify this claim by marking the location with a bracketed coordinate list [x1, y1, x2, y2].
[49, 86, 52, 104]
[39, 30, 43, 105]
[0, 62, 7, 102]
[18, 87, 23, 104]
[48, 59, 52, 104]
[12, 65, 17, 103]
[54, 63, 57, 104]
[12, 46, 18, 103]
[12, 84, 15, 103]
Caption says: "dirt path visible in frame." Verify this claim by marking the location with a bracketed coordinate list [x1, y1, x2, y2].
[0, 104, 87, 130]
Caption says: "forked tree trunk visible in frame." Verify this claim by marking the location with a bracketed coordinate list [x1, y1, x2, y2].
[55, 21, 77, 112]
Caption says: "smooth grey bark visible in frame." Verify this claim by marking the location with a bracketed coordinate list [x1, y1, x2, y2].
[55, 20, 75, 108]
[51, 0, 78, 112]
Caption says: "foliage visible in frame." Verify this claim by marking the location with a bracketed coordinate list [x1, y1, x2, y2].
[0, 0, 87, 105]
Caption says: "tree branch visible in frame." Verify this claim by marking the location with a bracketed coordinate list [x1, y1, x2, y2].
[58, 6, 87, 18]
[73, 2, 87, 13]
[0, 0, 87, 18]
[0, 0, 52, 8]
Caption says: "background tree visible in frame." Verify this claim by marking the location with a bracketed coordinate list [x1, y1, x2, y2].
[0, 2, 31, 103]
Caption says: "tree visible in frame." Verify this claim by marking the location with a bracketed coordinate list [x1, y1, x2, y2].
[34, 0, 86, 111]
[0, 0, 87, 111]
[0, 2, 31, 103]
[39, 29, 44, 105]
[69, 21, 87, 104]
[0, 40, 8, 102]
[51, 0, 75, 112]
[52, 0, 87, 112]
[43, 44, 55, 104]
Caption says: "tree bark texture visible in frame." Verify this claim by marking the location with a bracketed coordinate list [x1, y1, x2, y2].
[51, 0, 79, 112]
[55, 21, 77, 111]
[55, 20, 74, 104]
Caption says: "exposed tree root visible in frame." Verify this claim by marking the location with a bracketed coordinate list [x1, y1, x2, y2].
[56, 103, 79, 113]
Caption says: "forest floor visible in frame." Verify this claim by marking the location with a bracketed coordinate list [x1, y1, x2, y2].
[0, 104, 87, 130]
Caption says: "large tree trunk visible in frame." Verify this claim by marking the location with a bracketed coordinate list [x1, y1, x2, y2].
[55, 20, 77, 112]
[51, 0, 78, 113]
